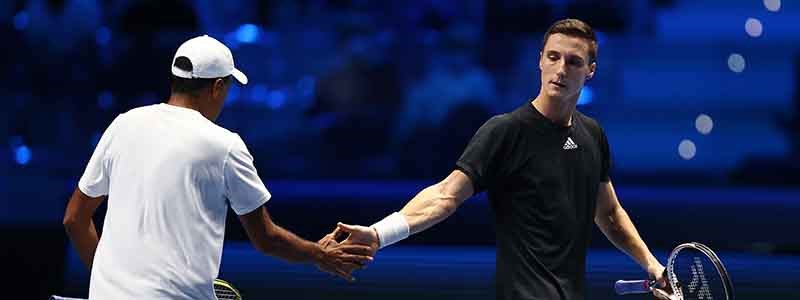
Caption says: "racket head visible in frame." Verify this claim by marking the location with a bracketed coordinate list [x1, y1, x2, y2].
[213, 278, 243, 300]
[666, 242, 734, 300]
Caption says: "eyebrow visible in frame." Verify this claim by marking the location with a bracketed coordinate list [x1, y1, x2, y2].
[546, 49, 587, 61]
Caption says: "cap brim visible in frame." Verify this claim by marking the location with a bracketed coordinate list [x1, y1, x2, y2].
[171, 65, 192, 79]
[231, 68, 248, 85]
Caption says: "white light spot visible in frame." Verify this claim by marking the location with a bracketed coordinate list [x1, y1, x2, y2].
[745, 18, 763, 38]
[764, 0, 781, 12]
[695, 114, 714, 135]
[727, 53, 746, 73]
[679, 139, 697, 160]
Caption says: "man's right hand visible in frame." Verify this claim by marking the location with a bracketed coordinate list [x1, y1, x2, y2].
[315, 230, 374, 281]
[647, 263, 677, 300]
[336, 222, 380, 250]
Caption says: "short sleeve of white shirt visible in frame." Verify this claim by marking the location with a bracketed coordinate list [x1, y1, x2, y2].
[223, 134, 271, 215]
[78, 115, 121, 198]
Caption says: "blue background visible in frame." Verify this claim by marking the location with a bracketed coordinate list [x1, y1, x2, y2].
[2, 0, 799, 299]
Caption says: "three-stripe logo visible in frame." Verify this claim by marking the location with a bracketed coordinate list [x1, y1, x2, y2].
[563, 137, 578, 150]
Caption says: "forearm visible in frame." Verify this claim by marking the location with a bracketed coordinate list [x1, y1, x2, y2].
[64, 219, 100, 270]
[399, 178, 467, 235]
[368, 171, 472, 248]
[259, 224, 322, 263]
[240, 206, 323, 264]
[598, 206, 660, 270]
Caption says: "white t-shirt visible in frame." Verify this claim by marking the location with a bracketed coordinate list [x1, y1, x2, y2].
[79, 103, 270, 299]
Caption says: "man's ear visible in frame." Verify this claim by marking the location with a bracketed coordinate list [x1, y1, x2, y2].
[586, 61, 597, 80]
[539, 51, 544, 70]
[212, 78, 227, 97]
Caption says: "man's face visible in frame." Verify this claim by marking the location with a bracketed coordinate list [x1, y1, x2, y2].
[539, 33, 596, 101]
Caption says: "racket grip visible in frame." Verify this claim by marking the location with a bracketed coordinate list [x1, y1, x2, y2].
[614, 279, 652, 295]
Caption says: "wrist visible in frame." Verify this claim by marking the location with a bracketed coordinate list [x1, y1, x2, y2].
[311, 242, 326, 265]
[645, 259, 664, 274]
[370, 212, 410, 249]
[370, 227, 380, 247]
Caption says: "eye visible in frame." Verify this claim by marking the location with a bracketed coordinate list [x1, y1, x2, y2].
[568, 58, 584, 66]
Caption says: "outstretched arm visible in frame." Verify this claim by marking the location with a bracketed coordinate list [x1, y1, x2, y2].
[238, 205, 373, 280]
[594, 181, 665, 283]
[337, 170, 474, 249]
[400, 170, 475, 234]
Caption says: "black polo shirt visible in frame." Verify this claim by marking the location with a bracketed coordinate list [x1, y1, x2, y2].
[456, 101, 611, 300]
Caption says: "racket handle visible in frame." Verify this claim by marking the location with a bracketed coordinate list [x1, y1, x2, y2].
[614, 279, 653, 295]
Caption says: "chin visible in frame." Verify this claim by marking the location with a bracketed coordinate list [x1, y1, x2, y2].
[548, 91, 577, 103]
[546, 89, 565, 98]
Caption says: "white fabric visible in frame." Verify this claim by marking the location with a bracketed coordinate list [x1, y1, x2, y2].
[171, 35, 248, 84]
[370, 212, 410, 249]
[79, 104, 270, 300]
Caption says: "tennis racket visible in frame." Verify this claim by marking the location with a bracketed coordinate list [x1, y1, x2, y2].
[213, 278, 243, 300]
[50, 278, 242, 300]
[614, 242, 734, 300]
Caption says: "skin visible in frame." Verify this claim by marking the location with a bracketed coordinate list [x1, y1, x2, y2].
[333, 33, 672, 299]
[63, 77, 375, 282]
[167, 78, 230, 122]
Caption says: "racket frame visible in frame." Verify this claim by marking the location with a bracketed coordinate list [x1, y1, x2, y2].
[665, 242, 734, 300]
[213, 278, 243, 300]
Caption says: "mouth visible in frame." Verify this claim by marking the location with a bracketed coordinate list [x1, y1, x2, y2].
[550, 81, 566, 88]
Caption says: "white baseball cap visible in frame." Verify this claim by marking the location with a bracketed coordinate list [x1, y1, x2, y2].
[171, 35, 248, 85]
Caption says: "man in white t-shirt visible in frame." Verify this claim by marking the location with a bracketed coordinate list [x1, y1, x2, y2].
[62, 35, 374, 299]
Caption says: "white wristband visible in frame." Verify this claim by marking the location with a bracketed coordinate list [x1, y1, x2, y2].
[370, 212, 410, 249]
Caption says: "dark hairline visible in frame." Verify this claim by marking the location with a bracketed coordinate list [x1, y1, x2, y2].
[541, 33, 597, 65]
[542, 19, 598, 64]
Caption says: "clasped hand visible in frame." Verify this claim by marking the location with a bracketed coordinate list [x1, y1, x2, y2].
[316, 222, 380, 281]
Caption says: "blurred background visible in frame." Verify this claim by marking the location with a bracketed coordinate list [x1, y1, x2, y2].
[2, 0, 799, 299]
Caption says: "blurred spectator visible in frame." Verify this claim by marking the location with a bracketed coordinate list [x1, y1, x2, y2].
[194, 0, 259, 36]
[500, 37, 543, 113]
[393, 21, 495, 177]
[308, 9, 402, 176]
[564, 0, 628, 32]
[484, 0, 553, 69]
[109, 0, 199, 108]
[21, 0, 100, 56]
[10, 0, 101, 163]
[394, 22, 495, 143]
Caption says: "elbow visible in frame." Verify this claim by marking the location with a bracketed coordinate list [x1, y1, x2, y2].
[63, 214, 81, 233]
[252, 236, 273, 255]
[433, 196, 459, 218]
[433, 184, 459, 216]
[254, 243, 272, 256]
[252, 240, 274, 256]
[439, 200, 458, 216]
[253, 228, 281, 255]
[595, 207, 618, 230]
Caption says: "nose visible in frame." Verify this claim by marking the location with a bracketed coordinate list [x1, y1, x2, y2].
[555, 58, 567, 77]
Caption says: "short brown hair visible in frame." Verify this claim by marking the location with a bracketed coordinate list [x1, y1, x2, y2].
[542, 19, 598, 64]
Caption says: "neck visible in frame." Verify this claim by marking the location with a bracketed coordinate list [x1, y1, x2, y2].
[531, 93, 577, 127]
[166, 93, 215, 121]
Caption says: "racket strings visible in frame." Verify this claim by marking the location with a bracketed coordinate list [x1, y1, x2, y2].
[673, 250, 726, 300]
[214, 282, 241, 300]
[687, 257, 712, 298]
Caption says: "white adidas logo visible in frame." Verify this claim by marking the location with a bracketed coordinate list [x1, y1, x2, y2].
[563, 137, 578, 150]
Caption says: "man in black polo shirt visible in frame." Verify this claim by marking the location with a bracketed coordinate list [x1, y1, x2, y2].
[333, 19, 671, 299]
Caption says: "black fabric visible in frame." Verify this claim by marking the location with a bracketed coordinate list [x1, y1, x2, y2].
[456, 101, 611, 300]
